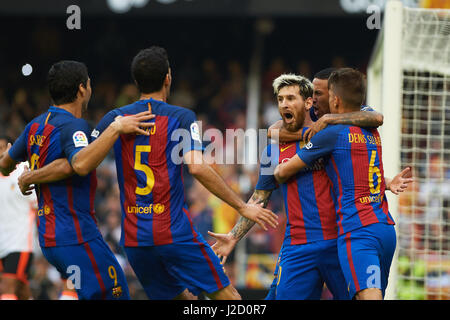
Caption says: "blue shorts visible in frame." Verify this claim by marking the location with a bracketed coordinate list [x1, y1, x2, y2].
[337, 223, 396, 298]
[266, 239, 350, 300]
[41, 236, 130, 300]
[124, 234, 230, 299]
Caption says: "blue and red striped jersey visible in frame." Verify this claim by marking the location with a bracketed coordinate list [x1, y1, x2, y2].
[297, 124, 395, 235]
[8, 106, 100, 247]
[256, 138, 338, 246]
[93, 98, 204, 247]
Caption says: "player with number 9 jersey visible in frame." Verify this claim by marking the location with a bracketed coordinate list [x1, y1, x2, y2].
[8, 106, 130, 300]
[9, 107, 101, 247]
[6, 60, 130, 300]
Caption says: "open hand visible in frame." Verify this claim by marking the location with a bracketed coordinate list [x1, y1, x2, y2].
[303, 116, 328, 141]
[389, 167, 413, 195]
[207, 231, 238, 264]
[113, 111, 155, 135]
[238, 203, 278, 231]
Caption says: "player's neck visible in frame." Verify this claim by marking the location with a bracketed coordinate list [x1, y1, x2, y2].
[303, 110, 314, 127]
[339, 108, 359, 114]
[139, 91, 166, 103]
[54, 103, 83, 118]
[338, 103, 360, 114]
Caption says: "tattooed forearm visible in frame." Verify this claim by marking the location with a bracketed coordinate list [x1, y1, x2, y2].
[230, 216, 257, 241]
[230, 189, 273, 240]
[325, 111, 384, 128]
[250, 189, 272, 207]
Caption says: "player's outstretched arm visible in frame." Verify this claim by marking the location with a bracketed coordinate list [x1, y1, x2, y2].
[385, 167, 413, 195]
[208, 189, 273, 263]
[267, 120, 303, 143]
[71, 111, 155, 176]
[17, 159, 74, 195]
[0, 143, 16, 176]
[185, 150, 278, 231]
[303, 110, 384, 141]
[274, 154, 308, 184]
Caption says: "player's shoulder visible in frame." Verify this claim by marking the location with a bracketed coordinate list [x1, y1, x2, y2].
[263, 143, 276, 154]
[360, 105, 375, 112]
[26, 111, 52, 127]
[23, 109, 75, 132]
[320, 124, 349, 135]
[109, 102, 141, 117]
[261, 143, 280, 161]
[306, 124, 348, 147]
[58, 116, 90, 131]
[259, 143, 279, 171]
[113, 99, 195, 118]
[45, 108, 90, 130]
[156, 100, 196, 119]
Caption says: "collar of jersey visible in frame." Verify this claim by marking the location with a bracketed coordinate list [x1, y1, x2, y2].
[137, 97, 158, 104]
[48, 106, 75, 117]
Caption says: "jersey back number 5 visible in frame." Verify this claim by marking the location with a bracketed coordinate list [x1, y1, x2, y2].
[134, 145, 155, 196]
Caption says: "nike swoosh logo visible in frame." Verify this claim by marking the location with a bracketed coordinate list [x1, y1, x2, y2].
[280, 145, 293, 152]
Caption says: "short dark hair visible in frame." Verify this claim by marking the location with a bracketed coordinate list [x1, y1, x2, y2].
[131, 46, 170, 94]
[314, 67, 337, 80]
[328, 68, 366, 109]
[47, 60, 89, 105]
[0, 135, 12, 144]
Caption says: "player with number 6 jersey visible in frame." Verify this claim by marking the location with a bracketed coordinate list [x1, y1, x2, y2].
[274, 68, 397, 300]
[295, 124, 396, 299]
[298, 125, 395, 234]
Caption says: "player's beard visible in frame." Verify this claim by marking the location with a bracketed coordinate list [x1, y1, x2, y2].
[283, 115, 304, 132]
[283, 108, 305, 132]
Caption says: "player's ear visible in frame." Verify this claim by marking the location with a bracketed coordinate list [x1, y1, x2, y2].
[165, 68, 172, 86]
[329, 93, 338, 111]
[305, 97, 313, 110]
[335, 95, 343, 111]
[78, 83, 86, 98]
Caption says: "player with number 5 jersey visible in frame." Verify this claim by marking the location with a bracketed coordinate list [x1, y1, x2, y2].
[93, 97, 204, 247]
[92, 47, 278, 300]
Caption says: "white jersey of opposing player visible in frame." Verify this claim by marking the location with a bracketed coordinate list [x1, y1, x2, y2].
[0, 162, 38, 259]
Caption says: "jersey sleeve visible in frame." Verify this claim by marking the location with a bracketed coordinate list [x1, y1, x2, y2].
[301, 126, 309, 140]
[91, 110, 118, 141]
[255, 144, 278, 191]
[176, 109, 204, 155]
[309, 107, 319, 122]
[8, 124, 30, 163]
[296, 126, 339, 166]
[360, 105, 375, 112]
[59, 118, 92, 164]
